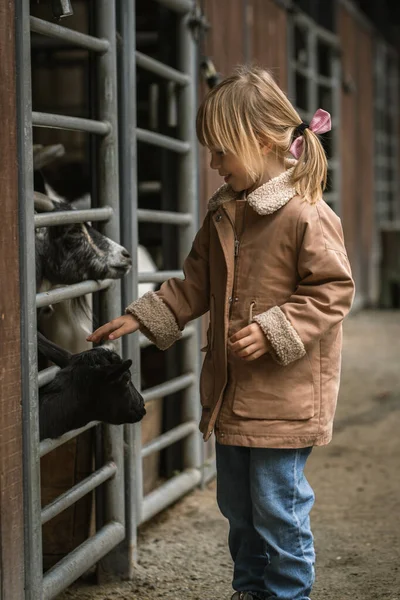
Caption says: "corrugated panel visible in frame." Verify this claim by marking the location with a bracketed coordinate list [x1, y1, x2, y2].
[340, 4, 375, 302]
[339, 6, 361, 286]
[200, 0, 246, 213]
[203, 0, 245, 77]
[357, 28, 374, 299]
[251, 0, 288, 90]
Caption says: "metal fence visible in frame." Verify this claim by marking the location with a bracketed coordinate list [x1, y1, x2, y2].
[17, 0, 208, 597]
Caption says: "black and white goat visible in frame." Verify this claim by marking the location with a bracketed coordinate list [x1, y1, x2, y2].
[34, 190, 132, 290]
[38, 332, 146, 441]
[34, 145, 157, 354]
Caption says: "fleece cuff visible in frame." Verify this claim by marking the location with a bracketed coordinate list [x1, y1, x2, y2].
[126, 291, 181, 350]
[253, 306, 306, 366]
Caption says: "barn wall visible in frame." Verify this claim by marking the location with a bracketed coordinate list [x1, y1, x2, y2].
[199, 0, 288, 217]
[339, 5, 375, 304]
[0, 1, 25, 596]
[251, 0, 288, 91]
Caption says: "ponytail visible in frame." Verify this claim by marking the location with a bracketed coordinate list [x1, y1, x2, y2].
[291, 128, 328, 205]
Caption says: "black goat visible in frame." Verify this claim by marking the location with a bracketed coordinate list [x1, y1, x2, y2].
[38, 332, 146, 441]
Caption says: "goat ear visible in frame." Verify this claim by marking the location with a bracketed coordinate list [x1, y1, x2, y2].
[106, 360, 132, 382]
[34, 191, 55, 213]
[37, 331, 72, 368]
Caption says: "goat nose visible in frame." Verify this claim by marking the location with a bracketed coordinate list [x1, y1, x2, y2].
[122, 249, 131, 259]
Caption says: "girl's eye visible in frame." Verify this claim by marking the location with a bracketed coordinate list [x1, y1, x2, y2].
[211, 150, 224, 156]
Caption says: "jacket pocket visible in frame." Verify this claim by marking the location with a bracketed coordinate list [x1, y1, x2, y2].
[200, 294, 215, 353]
[199, 351, 214, 407]
[199, 295, 216, 405]
[232, 352, 315, 421]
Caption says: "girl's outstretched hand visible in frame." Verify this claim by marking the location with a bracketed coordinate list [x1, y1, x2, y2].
[229, 323, 270, 361]
[87, 314, 140, 343]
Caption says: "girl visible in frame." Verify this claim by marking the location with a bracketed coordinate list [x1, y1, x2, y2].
[88, 66, 355, 600]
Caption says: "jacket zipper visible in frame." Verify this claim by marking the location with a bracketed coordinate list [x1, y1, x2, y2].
[224, 203, 248, 317]
[210, 203, 248, 439]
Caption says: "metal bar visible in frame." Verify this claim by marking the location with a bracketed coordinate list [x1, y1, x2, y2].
[138, 181, 161, 194]
[137, 127, 190, 153]
[43, 521, 125, 600]
[117, 0, 143, 571]
[34, 207, 113, 228]
[36, 279, 112, 308]
[203, 458, 217, 485]
[138, 270, 183, 283]
[141, 421, 198, 458]
[140, 469, 201, 524]
[137, 208, 192, 225]
[96, 0, 126, 577]
[142, 373, 196, 403]
[339, 0, 374, 31]
[139, 323, 195, 348]
[380, 220, 400, 232]
[177, 10, 203, 477]
[293, 11, 340, 47]
[40, 421, 98, 458]
[136, 51, 190, 85]
[155, 0, 194, 13]
[41, 462, 117, 525]
[38, 366, 60, 388]
[16, 1, 43, 596]
[30, 15, 109, 53]
[32, 111, 111, 135]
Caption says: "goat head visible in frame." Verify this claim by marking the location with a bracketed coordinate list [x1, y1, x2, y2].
[38, 334, 146, 440]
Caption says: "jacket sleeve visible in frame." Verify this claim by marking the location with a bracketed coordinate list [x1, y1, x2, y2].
[125, 213, 211, 350]
[253, 203, 355, 366]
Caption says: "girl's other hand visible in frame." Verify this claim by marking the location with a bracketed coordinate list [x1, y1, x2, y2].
[87, 314, 140, 343]
[229, 323, 270, 361]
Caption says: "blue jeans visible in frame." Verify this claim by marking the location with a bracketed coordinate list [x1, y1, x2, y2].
[216, 443, 315, 600]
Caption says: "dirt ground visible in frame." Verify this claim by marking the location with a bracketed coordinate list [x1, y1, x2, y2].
[60, 310, 400, 600]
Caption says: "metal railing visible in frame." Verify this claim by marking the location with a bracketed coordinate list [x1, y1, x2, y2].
[19, 0, 204, 597]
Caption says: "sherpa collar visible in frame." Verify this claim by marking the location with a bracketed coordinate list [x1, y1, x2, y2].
[207, 164, 298, 216]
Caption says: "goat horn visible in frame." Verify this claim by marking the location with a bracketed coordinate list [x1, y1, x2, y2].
[33, 143, 65, 170]
[37, 331, 72, 369]
[34, 191, 54, 212]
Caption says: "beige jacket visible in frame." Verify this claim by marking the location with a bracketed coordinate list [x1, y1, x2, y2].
[127, 165, 355, 448]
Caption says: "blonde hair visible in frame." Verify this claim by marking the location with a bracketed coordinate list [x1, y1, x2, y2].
[196, 65, 328, 204]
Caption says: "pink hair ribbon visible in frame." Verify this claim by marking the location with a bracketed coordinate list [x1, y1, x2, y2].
[290, 108, 332, 159]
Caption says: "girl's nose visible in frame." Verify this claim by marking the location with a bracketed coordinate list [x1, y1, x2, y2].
[210, 154, 220, 170]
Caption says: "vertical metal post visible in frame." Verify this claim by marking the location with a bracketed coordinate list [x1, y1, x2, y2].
[16, 0, 43, 597]
[96, 0, 126, 578]
[178, 11, 202, 473]
[117, 0, 143, 577]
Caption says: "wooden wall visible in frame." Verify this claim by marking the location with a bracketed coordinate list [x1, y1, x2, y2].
[0, 1, 25, 597]
[252, 0, 288, 90]
[339, 5, 375, 305]
[199, 0, 288, 215]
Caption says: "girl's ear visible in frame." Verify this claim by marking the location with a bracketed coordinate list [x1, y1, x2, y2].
[259, 140, 272, 156]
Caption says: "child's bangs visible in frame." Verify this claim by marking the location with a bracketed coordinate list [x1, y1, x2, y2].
[196, 93, 238, 153]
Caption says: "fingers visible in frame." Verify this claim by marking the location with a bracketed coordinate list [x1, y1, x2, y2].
[87, 323, 119, 343]
[87, 316, 135, 343]
[229, 324, 255, 344]
[230, 334, 253, 354]
[235, 342, 259, 359]
[242, 349, 265, 361]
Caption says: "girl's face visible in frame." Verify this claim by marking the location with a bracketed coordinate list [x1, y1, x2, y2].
[209, 149, 253, 193]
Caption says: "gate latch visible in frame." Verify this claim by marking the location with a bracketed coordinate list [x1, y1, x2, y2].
[52, 0, 74, 19]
